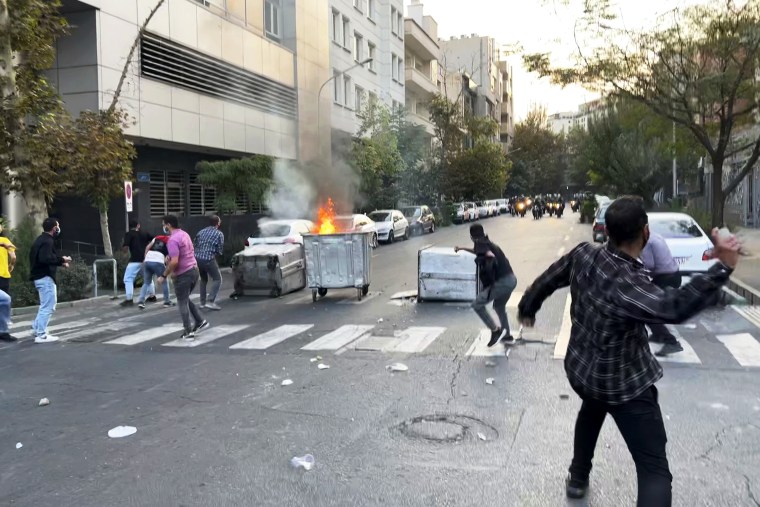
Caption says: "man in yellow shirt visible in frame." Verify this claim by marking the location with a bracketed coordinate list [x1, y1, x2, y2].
[0, 220, 16, 342]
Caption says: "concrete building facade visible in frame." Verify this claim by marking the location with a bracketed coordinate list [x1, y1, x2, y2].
[498, 58, 514, 149]
[403, 0, 439, 141]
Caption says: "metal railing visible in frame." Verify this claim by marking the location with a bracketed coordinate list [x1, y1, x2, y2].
[93, 259, 118, 298]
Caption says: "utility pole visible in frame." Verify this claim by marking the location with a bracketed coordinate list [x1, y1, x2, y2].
[672, 120, 678, 202]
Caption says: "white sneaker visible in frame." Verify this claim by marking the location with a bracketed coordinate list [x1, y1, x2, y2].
[35, 335, 60, 344]
[205, 302, 222, 311]
[199, 304, 207, 309]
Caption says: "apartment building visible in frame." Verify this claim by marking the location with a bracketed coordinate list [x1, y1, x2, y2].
[498, 58, 515, 149]
[403, 0, 439, 142]
[328, 0, 405, 146]
[30, 0, 329, 250]
[549, 98, 607, 136]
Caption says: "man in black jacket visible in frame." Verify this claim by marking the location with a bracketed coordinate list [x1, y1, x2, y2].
[29, 218, 71, 344]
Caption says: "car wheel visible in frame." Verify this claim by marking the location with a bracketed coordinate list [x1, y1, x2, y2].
[371, 233, 378, 249]
[403, 227, 409, 240]
[430, 221, 436, 233]
[388, 231, 394, 243]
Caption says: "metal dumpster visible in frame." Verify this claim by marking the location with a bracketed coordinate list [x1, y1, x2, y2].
[303, 232, 372, 302]
[230, 244, 305, 298]
[417, 246, 480, 302]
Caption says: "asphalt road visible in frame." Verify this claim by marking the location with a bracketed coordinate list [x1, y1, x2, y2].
[2, 213, 759, 506]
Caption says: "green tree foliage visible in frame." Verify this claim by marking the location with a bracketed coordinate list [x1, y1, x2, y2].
[524, 0, 760, 226]
[508, 107, 565, 195]
[446, 142, 510, 201]
[197, 156, 274, 214]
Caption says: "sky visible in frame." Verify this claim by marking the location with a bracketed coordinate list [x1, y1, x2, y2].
[416, 0, 704, 121]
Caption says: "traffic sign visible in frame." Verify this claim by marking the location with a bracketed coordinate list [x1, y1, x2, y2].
[124, 181, 133, 212]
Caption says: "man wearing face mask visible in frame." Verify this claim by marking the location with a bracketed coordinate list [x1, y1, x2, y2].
[29, 218, 71, 344]
[517, 197, 741, 505]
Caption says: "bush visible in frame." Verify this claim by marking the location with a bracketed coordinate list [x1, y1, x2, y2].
[8, 217, 38, 308]
[435, 202, 455, 227]
[58, 256, 93, 302]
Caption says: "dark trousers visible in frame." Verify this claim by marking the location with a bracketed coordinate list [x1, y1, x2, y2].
[570, 385, 672, 506]
[0, 277, 9, 294]
[174, 269, 203, 333]
[648, 273, 682, 345]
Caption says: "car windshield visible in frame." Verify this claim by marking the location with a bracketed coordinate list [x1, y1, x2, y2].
[402, 208, 421, 218]
[649, 218, 703, 239]
[255, 223, 291, 237]
[369, 212, 391, 222]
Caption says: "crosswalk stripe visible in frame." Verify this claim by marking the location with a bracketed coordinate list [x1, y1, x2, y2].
[62, 322, 142, 342]
[466, 330, 503, 357]
[649, 326, 701, 364]
[717, 333, 760, 367]
[15, 319, 96, 339]
[386, 326, 446, 353]
[105, 324, 184, 345]
[731, 306, 760, 330]
[163, 325, 249, 348]
[301, 325, 374, 351]
[229, 324, 313, 350]
[553, 295, 572, 359]
[9, 320, 33, 330]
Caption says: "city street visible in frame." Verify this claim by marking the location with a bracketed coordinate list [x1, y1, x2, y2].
[2, 215, 760, 506]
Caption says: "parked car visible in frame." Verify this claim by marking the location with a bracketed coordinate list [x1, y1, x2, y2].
[368, 210, 409, 243]
[465, 202, 479, 220]
[496, 198, 509, 214]
[334, 214, 379, 248]
[247, 219, 314, 247]
[592, 201, 613, 242]
[453, 203, 469, 224]
[487, 200, 500, 216]
[476, 201, 491, 218]
[648, 212, 717, 275]
[403, 205, 436, 235]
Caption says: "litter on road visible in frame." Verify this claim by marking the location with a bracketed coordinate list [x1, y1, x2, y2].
[38, 398, 50, 407]
[485, 378, 495, 385]
[16, 443, 22, 449]
[477, 432, 487, 441]
[377, 318, 384, 323]
[281, 379, 293, 386]
[290, 454, 315, 471]
[485, 361, 496, 367]
[386, 363, 409, 372]
[108, 426, 137, 438]
[317, 363, 330, 370]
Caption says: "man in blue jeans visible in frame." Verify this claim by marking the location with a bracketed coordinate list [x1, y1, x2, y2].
[121, 219, 155, 307]
[137, 234, 174, 309]
[194, 215, 224, 311]
[29, 218, 71, 344]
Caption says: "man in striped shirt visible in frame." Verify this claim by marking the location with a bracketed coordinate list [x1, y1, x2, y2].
[518, 197, 740, 505]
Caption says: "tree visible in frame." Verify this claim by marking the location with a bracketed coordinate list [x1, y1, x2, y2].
[509, 107, 565, 194]
[389, 107, 437, 205]
[0, 0, 68, 220]
[197, 156, 274, 214]
[525, 0, 760, 226]
[446, 142, 510, 200]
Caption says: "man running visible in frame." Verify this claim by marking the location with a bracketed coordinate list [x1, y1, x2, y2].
[194, 215, 224, 311]
[156, 215, 208, 340]
[121, 220, 155, 306]
[518, 197, 740, 505]
[455, 224, 517, 347]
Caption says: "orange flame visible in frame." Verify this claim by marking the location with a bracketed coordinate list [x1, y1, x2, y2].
[315, 198, 337, 234]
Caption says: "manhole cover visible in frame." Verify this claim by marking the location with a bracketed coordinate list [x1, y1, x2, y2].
[395, 414, 499, 443]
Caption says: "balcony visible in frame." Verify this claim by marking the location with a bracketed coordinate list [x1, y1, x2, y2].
[405, 67, 438, 97]
[404, 19, 439, 61]
[407, 112, 435, 136]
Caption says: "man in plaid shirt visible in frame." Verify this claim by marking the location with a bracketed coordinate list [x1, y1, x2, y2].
[518, 197, 740, 505]
[194, 215, 225, 311]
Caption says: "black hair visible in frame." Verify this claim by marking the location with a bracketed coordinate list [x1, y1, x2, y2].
[469, 223, 485, 239]
[129, 219, 139, 229]
[162, 215, 179, 229]
[42, 217, 58, 232]
[209, 215, 221, 227]
[605, 197, 648, 247]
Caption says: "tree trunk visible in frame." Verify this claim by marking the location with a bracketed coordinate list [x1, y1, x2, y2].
[99, 207, 114, 258]
[711, 157, 725, 228]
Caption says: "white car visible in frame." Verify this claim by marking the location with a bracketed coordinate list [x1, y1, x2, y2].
[496, 199, 509, 214]
[246, 219, 314, 246]
[334, 214, 379, 248]
[368, 210, 409, 243]
[488, 200, 500, 216]
[476, 201, 491, 218]
[647, 212, 717, 275]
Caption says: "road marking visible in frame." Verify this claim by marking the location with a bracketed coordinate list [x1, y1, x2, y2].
[649, 326, 701, 364]
[731, 306, 760, 330]
[385, 326, 446, 353]
[302, 325, 374, 351]
[15, 319, 96, 339]
[337, 292, 380, 305]
[163, 325, 249, 348]
[553, 295, 572, 359]
[570, 227, 574, 232]
[9, 320, 33, 330]
[230, 324, 313, 350]
[105, 324, 184, 345]
[466, 329, 504, 357]
[62, 322, 142, 342]
[717, 333, 760, 367]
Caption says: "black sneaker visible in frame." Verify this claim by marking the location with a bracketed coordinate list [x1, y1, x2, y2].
[181, 331, 196, 341]
[119, 300, 133, 307]
[163, 301, 175, 308]
[146, 295, 158, 303]
[566, 474, 589, 499]
[0, 333, 18, 342]
[193, 320, 210, 333]
[487, 328, 503, 347]
[656, 341, 684, 357]
[648, 334, 666, 344]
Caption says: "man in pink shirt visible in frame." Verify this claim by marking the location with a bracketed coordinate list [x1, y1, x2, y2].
[156, 215, 209, 340]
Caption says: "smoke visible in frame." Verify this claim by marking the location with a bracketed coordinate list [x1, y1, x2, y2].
[265, 159, 316, 220]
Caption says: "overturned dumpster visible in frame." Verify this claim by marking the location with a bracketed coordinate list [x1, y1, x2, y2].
[230, 244, 305, 299]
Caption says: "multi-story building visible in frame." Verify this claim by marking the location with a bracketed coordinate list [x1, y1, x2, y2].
[549, 98, 607, 136]
[16, 0, 330, 250]
[498, 58, 515, 150]
[403, 0, 439, 143]
[439, 34, 503, 141]
[548, 111, 578, 136]
[328, 0, 405, 148]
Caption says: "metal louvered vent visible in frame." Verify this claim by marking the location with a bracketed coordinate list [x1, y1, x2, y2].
[140, 32, 297, 119]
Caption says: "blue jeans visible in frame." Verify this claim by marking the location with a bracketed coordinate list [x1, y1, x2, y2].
[138, 262, 171, 303]
[0, 289, 10, 334]
[33, 276, 57, 337]
[124, 262, 154, 300]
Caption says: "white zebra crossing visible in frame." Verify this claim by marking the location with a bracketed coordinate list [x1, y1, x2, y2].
[716, 333, 760, 367]
[164, 325, 250, 348]
[648, 326, 701, 364]
[230, 324, 313, 350]
[105, 324, 184, 345]
[301, 325, 374, 351]
[466, 330, 504, 357]
[14, 319, 97, 339]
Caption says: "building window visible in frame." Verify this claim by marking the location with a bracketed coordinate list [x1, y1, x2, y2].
[189, 173, 217, 217]
[397, 12, 403, 38]
[342, 16, 350, 48]
[398, 57, 403, 82]
[343, 75, 351, 108]
[353, 32, 363, 62]
[150, 170, 185, 218]
[332, 9, 341, 43]
[333, 69, 341, 103]
[392, 54, 398, 81]
[353, 0, 363, 13]
[368, 42, 376, 71]
[367, 0, 375, 20]
[264, 0, 281, 41]
[391, 6, 398, 35]
[355, 85, 365, 113]
[369, 91, 377, 105]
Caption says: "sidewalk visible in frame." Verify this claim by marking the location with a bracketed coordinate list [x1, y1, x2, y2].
[731, 227, 760, 304]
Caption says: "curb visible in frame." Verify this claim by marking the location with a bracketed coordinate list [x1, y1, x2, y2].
[12, 295, 117, 317]
[728, 277, 760, 306]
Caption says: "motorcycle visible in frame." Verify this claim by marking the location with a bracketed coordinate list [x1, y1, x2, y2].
[516, 201, 527, 217]
[547, 202, 556, 217]
[570, 200, 580, 213]
[556, 202, 565, 218]
[532, 204, 542, 220]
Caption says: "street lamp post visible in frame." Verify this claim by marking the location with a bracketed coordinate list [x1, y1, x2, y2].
[316, 58, 373, 163]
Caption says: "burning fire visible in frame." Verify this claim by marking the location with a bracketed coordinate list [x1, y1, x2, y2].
[315, 198, 337, 234]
